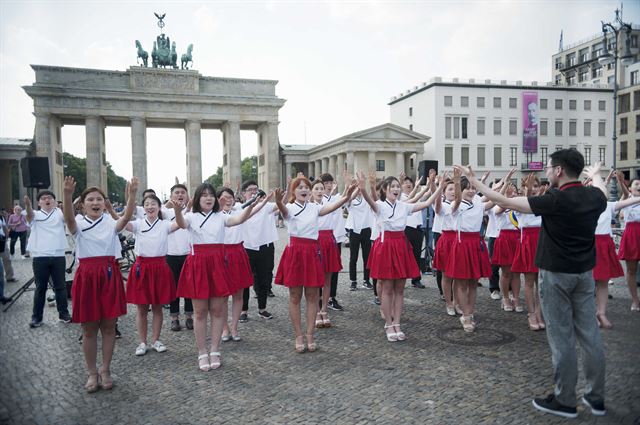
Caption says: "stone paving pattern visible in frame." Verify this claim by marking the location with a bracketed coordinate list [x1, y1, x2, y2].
[1, 228, 639, 425]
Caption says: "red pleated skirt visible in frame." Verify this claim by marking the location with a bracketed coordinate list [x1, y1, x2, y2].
[445, 232, 491, 280]
[491, 229, 520, 266]
[275, 237, 324, 288]
[177, 244, 234, 299]
[318, 230, 342, 273]
[511, 227, 540, 273]
[225, 243, 254, 291]
[126, 256, 177, 305]
[593, 234, 625, 281]
[367, 231, 420, 280]
[618, 222, 640, 261]
[71, 256, 127, 323]
[433, 230, 455, 275]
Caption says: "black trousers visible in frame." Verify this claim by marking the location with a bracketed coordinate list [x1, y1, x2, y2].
[10, 231, 27, 256]
[330, 242, 342, 298]
[486, 237, 500, 292]
[433, 232, 443, 295]
[348, 228, 372, 283]
[32, 256, 68, 322]
[243, 243, 274, 311]
[167, 254, 193, 316]
[404, 226, 423, 283]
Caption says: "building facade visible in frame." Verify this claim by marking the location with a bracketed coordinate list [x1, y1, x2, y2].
[389, 78, 612, 182]
[616, 62, 640, 180]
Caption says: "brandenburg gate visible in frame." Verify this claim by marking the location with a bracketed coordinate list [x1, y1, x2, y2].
[23, 65, 286, 197]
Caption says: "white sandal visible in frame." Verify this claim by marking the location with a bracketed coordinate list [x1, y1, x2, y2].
[384, 324, 398, 342]
[393, 323, 406, 341]
[209, 351, 221, 369]
[198, 354, 210, 372]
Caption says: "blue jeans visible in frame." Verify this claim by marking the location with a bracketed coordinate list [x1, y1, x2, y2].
[538, 268, 605, 407]
[32, 256, 69, 321]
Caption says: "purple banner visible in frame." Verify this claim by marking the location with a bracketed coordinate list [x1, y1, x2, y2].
[522, 92, 538, 153]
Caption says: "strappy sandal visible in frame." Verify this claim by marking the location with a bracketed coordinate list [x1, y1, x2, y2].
[527, 313, 540, 331]
[295, 336, 306, 353]
[85, 373, 100, 393]
[321, 312, 331, 328]
[209, 352, 221, 369]
[393, 324, 406, 341]
[501, 299, 514, 312]
[460, 315, 475, 333]
[384, 324, 398, 342]
[198, 354, 210, 372]
[98, 369, 113, 390]
[315, 313, 325, 328]
[306, 334, 317, 352]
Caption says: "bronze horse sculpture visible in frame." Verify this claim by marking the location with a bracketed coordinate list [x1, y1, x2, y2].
[135, 40, 149, 67]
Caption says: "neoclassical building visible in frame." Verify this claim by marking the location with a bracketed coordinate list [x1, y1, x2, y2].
[280, 123, 429, 184]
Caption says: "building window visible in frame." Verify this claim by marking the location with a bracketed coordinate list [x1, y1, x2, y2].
[509, 98, 517, 108]
[619, 94, 631, 113]
[599, 147, 606, 165]
[477, 97, 485, 108]
[493, 119, 501, 135]
[636, 140, 640, 159]
[578, 69, 589, 82]
[461, 96, 469, 107]
[541, 146, 548, 165]
[409, 107, 413, 117]
[509, 119, 517, 135]
[525, 152, 533, 164]
[620, 141, 628, 161]
[376, 160, 385, 172]
[635, 91, 640, 110]
[555, 99, 563, 110]
[598, 121, 606, 137]
[592, 66, 603, 78]
[540, 120, 548, 136]
[569, 120, 577, 136]
[569, 100, 577, 110]
[477, 119, 485, 135]
[631, 70, 639, 86]
[461, 117, 468, 139]
[510, 147, 517, 166]
[620, 117, 628, 135]
[632, 35, 638, 48]
[445, 146, 453, 166]
[584, 146, 591, 165]
[445, 117, 452, 139]
[567, 53, 576, 67]
[584, 100, 591, 110]
[454, 117, 460, 138]
[555, 75, 562, 85]
[461, 146, 469, 165]
[636, 115, 640, 132]
[567, 75, 576, 86]
[584, 121, 591, 137]
[409, 124, 413, 131]
[444, 96, 453, 107]
[598, 100, 606, 111]
[555, 120, 563, 136]
[540, 99, 548, 110]
[493, 97, 502, 108]
[494, 146, 502, 166]
[477, 146, 485, 166]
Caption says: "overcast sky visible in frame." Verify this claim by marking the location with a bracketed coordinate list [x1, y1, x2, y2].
[1, 0, 639, 197]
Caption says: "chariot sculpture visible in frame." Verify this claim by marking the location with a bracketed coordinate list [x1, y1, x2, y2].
[134, 13, 194, 70]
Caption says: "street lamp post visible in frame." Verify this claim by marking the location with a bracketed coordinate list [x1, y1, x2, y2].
[598, 8, 634, 201]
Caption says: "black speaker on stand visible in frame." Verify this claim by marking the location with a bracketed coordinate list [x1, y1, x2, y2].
[418, 160, 438, 185]
[20, 157, 50, 189]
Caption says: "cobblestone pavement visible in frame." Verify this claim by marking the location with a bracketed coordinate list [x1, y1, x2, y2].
[1, 228, 639, 425]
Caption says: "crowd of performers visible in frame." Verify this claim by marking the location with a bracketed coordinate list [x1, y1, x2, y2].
[15, 161, 640, 393]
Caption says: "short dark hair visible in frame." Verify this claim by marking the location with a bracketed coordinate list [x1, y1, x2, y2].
[241, 180, 258, 191]
[36, 190, 56, 201]
[170, 184, 188, 194]
[319, 173, 334, 183]
[142, 189, 156, 197]
[403, 176, 415, 185]
[217, 187, 235, 199]
[550, 149, 584, 179]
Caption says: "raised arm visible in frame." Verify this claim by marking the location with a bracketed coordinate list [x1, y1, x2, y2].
[319, 183, 357, 216]
[274, 188, 289, 219]
[104, 198, 120, 220]
[115, 178, 139, 232]
[167, 200, 188, 231]
[357, 171, 378, 214]
[411, 176, 444, 213]
[62, 176, 78, 234]
[368, 170, 378, 202]
[454, 165, 533, 214]
[616, 170, 630, 200]
[582, 162, 606, 197]
[24, 195, 34, 223]
[248, 191, 274, 218]
[451, 168, 462, 213]
[227, 196, 258, 227]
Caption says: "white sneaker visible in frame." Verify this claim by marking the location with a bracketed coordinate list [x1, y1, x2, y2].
[151, 340, 167, 353]
[135, 342, 147, 356]
[490, 290, 501, 300]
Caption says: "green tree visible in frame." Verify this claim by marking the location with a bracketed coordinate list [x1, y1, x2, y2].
[62, 152, 127, 201]
[204, 156, 257, 190]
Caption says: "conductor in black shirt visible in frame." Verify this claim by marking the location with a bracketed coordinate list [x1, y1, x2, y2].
[455, 149, 608, 419]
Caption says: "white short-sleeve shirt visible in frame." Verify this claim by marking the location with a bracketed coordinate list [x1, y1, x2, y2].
[595, 202, 617, 236]
[130, 218, 172, 257]
[621, 200, 640, 223]
[453, 196, 485, 233]
[374, 200, 413, 232]
[401, 193, 423, 229]
[515, 211, 542, 228]
[485, 207, 499, 239]
[345, 196, 375, 234]
[435, 200, 456, 232]
[161, 206, 191, 256]
[74, 214, 120, 259]
[223, 205, 244, 244]
[243, 202, 279, 250]
[285, 201, 321, 240]
[26, 208, 67, 257]
[494, 208, 518, 231]
[184, 210, 229, 245]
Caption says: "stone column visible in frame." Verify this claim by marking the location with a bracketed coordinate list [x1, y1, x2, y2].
[0, 161, 11, 209]
[222, 121, 242, 186]
[346, 151, 355, 175]
[315, 160, 322, 176]
[33, 112, 53, 191]
[185, 120, 202, 194]
[85, 116, 107, 192]
[308, 161, 315, 178]
[49, 116, 64, 197]
[395, 151, 405, 176]
[17, 159, 27, 202]
[336, 153, 345, 190]
[328, 155, 336, 178]
[131, 117, 148, 201]
[285, 161, 293, 180]
[257, 122, 280, 190]
[368, 151, 377, 172]
[322, 157, 329, 175]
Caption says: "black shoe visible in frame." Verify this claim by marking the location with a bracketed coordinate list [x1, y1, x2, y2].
[268, 289, 275, 298]
[581, 395, 606, 416]
[258, 310, 273, 320]
[78, 334, 83, 344]
[6, 278, 17, 283]
[59, 314, 72, 324]
[411, 281, 425, 289]
[171, 319, 181, 331]
[0, 296, 12, 304]
[185, 317, 194, 330]
[328, 298, 343, 311]
[115, 326, 122, 339]
[373, 297, 381, 305]
[350, 281, 358, 291]
[362, 281, 373, 290]
[239, 313, 248, 323]
[29, 319, 43, 328]
[532, 394, 577, 419]
[163, 304, 170, 309]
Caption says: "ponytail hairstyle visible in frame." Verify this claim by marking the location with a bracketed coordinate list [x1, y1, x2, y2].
[142, 194, 163, 220]
[288, 176, 313, 204]
[378, 176, 400, 201]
